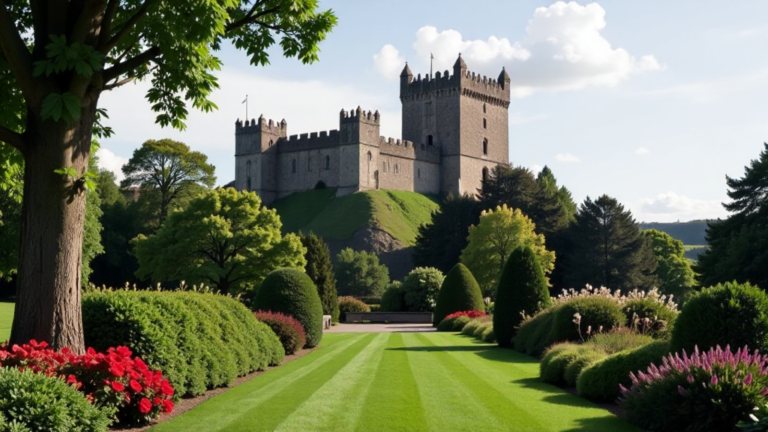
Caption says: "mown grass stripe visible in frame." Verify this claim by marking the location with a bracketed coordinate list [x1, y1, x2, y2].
[355, 333, 429, 432]
[150, 333, 368, 432]
[272, 333, 389, 432]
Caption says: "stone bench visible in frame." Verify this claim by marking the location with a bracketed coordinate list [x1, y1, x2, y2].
[322, 315, 332, 330]
[345, 312, 433, 324]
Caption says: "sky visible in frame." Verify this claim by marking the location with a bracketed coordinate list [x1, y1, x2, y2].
[97, 0, 768, 223]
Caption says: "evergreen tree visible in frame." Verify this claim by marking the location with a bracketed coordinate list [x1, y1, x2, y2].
[301, 232, 339, 323]
[564, 195, 659, 291]
[697, 143, 768, 289]
[413, 195, 482, 274]
[494, 246, 551, 347]
[641, 229, 696, 298]
[433, 263, 485, 326]
[536, 166, 577, 222]
[334, 248, 390, 297]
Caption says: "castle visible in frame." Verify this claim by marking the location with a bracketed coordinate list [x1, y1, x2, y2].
[234, 55, 510, 204]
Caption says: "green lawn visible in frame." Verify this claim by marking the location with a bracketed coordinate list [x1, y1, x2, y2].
[0, 302, 13, 342]
[151, 332, 640, 432]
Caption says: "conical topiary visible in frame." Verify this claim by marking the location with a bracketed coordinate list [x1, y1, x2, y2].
[494, 246, 551, 347]
[253, 269, 324, 348]
[433, 263, 485, 326]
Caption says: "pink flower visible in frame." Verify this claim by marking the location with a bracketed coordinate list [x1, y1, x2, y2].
[687, 374, 694, 384]
[761, 387, 768, 396]
[711, 374, 719, 386]
[677, 385, 688, 396]
[745, 373, 754, 386]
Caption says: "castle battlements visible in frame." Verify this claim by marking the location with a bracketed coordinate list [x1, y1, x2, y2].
[340, 107, 380, 125]
[280, 129, 340, 151]
[235, 115, 287, 136]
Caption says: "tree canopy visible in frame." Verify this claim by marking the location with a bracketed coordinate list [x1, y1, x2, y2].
[641, 229, 696, 298]
[334, 248, 390, 298]
[301, 231, 339, 323]
[460, 204, 554, 297]
[133, 187, 306, 295]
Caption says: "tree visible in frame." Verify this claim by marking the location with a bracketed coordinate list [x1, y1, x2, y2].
[536, 166, 577, 222]
[433, 263, 485, 326]
[413, 195, 482, 274]
[133, 188, 306, 295]
[401, 267, 445, 312]
[564, 195, 659, 291]
[334, 248, 390, 298]
[301, 232, 339, 323]
[696, 143, 768, 290]
[94, 168, 123, 207]
[493, 246, 551, 347]
[1, 1, 336, 351]
[641, 229, 696, 297]
[460, 204, 554, 297]
[121, 139, 215, 226]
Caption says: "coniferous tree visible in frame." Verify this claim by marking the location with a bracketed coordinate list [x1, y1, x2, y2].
[564, 195, 659, 291]
[697, 143, 768, 289]
[301, 232, 339, 323]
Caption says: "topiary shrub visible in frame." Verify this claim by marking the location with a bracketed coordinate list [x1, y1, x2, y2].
[254, 269, 324, 348]
[452, 315, 472, 331]
[474, 321, 493, 340]
[513, 306, 560, 357]
[670, 281, 768, 354]
[254, 311, 307, 355]
[540, 343, 580, 384]
[622, 298, 677, 338]
[577, 340, 668, 402]
[481, 326, 496, 343]
[380, 282, 405, 312]
[338, 296, 370, 322]
[0, 368, 111, 432]
[461, 319, 482, 336]
[549, 297, 625, 345]
[437, 317, 457, 332]
[401, 267, 444, 312]
[494, 246, 551, 347]
[434, 263, 485, 326]
[563, 347, 607, 387]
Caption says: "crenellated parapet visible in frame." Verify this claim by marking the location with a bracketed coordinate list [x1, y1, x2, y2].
[280, 130, 340, 152]
[235, 115, 288, 137]
[340, 106, 380, 126]
[378, 136, 441, 164]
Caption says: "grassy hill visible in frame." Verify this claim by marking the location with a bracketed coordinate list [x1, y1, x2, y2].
[271, 189, 440, 246]
[640, 220, 711, 245]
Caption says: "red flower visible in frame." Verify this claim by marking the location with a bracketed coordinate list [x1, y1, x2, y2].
[161, 399, 174, 414]
[129, 379, 143, 392]
[109, 363, 125, 377]
[116, 346, 132, 357]
[138, 398, 152, 414]
[66, 374, 77, 384]
[160, 380, 174, 396]
[111, 381, 125, 392]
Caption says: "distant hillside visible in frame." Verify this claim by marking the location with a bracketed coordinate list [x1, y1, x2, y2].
[271, 189, 440, 279]
[640, 220, 711, 246]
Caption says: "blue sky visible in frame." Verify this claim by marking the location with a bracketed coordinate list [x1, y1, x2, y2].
[98, 0, 768, 222]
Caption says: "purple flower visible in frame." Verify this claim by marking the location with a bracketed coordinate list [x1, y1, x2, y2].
[687, 374, 695, 384]
[678, 385, 688, 396]
[745, 373, 753, 386]
[761, 387, 768, 396]
[711, 374, 719, 386]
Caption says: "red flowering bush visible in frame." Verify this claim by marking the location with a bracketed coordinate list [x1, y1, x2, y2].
[620, 345, 768, 432]
[0, 340, 174, 426]
[445, 310, 486, 320]
[437, 310, 487, 332]
[254, 310, 307, 355]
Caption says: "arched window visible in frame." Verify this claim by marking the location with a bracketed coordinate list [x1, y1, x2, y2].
[427, 135, 434, 146]
[482, 167, 489, 184]
[483, 138, 488, 155]
[246, 160, 252, 191]
[291, 159, 296, 174]
[325, 155, 330, 170]
[483, 103, 487, 113]
[367, 151, 372, 162]
[483, 118, 487, 129]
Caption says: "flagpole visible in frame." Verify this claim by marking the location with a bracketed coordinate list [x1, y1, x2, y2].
[430, 53, 433, 80]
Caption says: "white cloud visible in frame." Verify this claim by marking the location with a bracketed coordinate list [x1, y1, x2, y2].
[376, 2, 663, 97]
[555, 152, 581, 163]
[96, 148, 129, 182]
[635, 147, 650, 155]
[633, 192, 726, 222]
[373, 44, 406, 80]
[530, 164, 543, 174]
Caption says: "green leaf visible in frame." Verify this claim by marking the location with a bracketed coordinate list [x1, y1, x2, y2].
[61, 93, 81, 122]
[54, 167, 78, 178]
[41, 93, 63, 121]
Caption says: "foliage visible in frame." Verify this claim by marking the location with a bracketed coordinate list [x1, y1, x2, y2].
[134, 188, 306, 295]
[0, 367, 110, 432]
[90, 198, 141, 288]
[739, 402, 768, 431]
[586, 328, 656, 355]
[0, 340, 174, 426]
[564, 195, 659, 291]
[121, 140, 215, 226]
[337, 296, 370, 322]
[437, 317, 458, 332]
[413, 195, 483, 274]
[620, 345, 768, 432]
[94, 169, 123, 207]
[401, 267, 444, 312]
[622, 298, 678, 338]
[563, 348, 608, 387]
[552, 285, 678, 310]
[433, 264, 485, 326]
[301, 232, 339, 323]
[642, 229, 696, 297]
[461, 318, 485, 336]
[550, 297, 626, 345]
[334, 248, 390, 298]
[577, 340, 669, 402]
[536, 166, 577, 223]
[481, 325, 496, 343]
[494, 246, 551, 347]
[253, 269, 324, 348]
[82, 289, 283, 398]
[513, 306, 560, 357]
[253, 311, 306, 356]
[460, 204, 554, 297]
[671, 281, 768, 354]
[697, 143, 768, 289]
[81, 188, 104, 287]
[540, 343, 608, 386]
[380, 282, 405, 312]
[452, 316, 472, 332]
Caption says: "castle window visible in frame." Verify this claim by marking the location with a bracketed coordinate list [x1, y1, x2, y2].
[482, 167, 489, 185]
[483, 118, 487, 129]
[383, 161, 387, 173]
[427, 135, 433, 146]
[418, 168, 421, 179]
[483, 138, 488, 155]
[269, 139, 273, 147]
[394, 164, 399, 174]
[246, 160, 252, 191]
[325, 155, 330, 170]
[308, 157, 312, 172]
[367, 151, 372, 162]
[483, 103, 487, 113]
[291, 159, 296, 174]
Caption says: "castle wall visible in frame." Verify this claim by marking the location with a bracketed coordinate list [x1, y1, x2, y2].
[275, 145, 341, 198]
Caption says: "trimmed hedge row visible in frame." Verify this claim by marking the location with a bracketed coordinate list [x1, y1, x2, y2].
[540, 343, 607, 386]
[83, 290, 284, 397]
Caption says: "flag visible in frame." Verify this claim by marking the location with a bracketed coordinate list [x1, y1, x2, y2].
[242, 95, 248, 104]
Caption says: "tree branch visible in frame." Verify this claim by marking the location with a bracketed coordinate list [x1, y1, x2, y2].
[0, 124, 25, 150]
[99, 0, 120, 46]
[225, 5, 280, 33]
[104, 76, 135, 90]
[102, 46, 160, 81]
[0, 0, 36, 99]
[101, 0, 159, 53]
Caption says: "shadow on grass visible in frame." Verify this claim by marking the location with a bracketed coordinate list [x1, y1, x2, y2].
[561, 416, 641, 432]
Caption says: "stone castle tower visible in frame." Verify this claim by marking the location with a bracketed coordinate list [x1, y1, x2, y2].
[235, 54, 510, 204]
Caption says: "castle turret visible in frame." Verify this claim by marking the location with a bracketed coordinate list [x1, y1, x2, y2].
[453, 54, 467, 76]
[498, 67, 511, 90]
[234, 114, 286, 204]
[400, 62, 413, 96]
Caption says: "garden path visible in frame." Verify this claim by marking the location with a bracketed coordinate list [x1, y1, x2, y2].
[325, 323, 435, 333]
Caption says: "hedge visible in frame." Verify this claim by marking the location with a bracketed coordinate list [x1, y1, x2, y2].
[380, 282, 405, 312]
[548, 297, 625, 344]
[513, 306, 559, 357]
[254, 311, 307, 356]
[434, 263, 485, 326]
[540, 343, 606, 386]
[337, 296, 370, 322]
[621, 298, 677, 338]
[83, 290, 284, 397]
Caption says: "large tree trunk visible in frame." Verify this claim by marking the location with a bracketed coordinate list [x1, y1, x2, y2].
[10, 101, 98, 354]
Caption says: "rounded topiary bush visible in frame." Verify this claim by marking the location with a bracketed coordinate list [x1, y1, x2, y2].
[433, 263, 485, 326]
[338, 296, 370, 321]
[622, 298, 677, 338]
[380, 282, 405, 312]
[0, 368, 111, 432]
[254, 269, 324, 348]
[563, 347, 607, 387]
[437, 317, 457, 332]
[494, 246, 551, 348]
[670, 281, 768, 353]
[452, 315, 472, 331]
[513, 306, 559, 357]
[462, 319, 483, 336]
[540, 343, 580, 384]
[254, 310, 307, 355]
[577, 340, 669, 402]
[401, 267, 444, 312]
[549, 297, 625, 344]
[481, 326, 496, 343]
